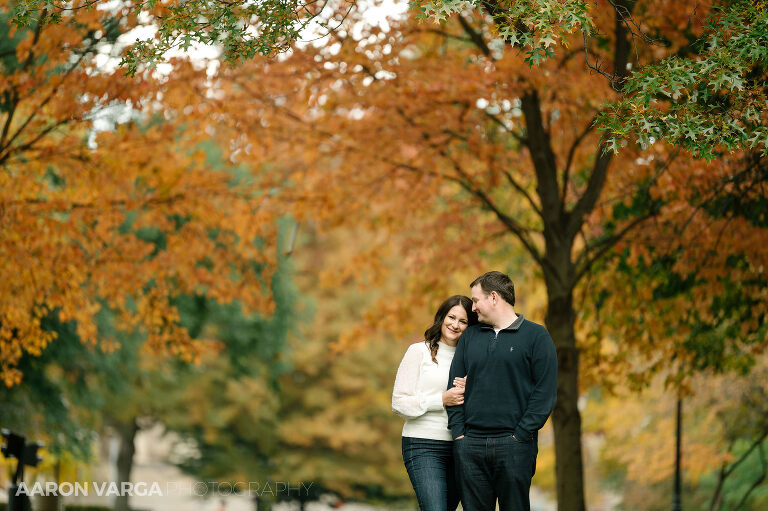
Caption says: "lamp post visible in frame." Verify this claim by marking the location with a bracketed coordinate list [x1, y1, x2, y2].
[673, 397, 682, 511]
[1, 429, 43, 511]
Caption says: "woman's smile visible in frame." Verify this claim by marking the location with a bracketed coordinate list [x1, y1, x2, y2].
[441, 304, 469, 345]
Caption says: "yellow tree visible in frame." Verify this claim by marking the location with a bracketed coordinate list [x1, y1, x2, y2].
[584, 354, 768, 510]
[0, 6, 285, 385]
[169, 9, 654, 511]
[176, 3, 768, 510]
[273, 225, 425, 502]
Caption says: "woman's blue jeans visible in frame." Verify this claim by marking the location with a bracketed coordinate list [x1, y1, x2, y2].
[402, 436, 460, 511]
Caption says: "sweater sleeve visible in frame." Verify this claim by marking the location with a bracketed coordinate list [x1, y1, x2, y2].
[392, 343, 445, 420]
[446, 333, 468, 439]
[513, 328, 558, 440]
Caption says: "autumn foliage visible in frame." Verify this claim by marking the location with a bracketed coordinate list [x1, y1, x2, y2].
[2, 1, 767, 509]
[169, 2, 767, 509]
[0, 6, 283, 386]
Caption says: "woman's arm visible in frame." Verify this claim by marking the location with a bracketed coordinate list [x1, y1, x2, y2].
[392, 344, 444, 419]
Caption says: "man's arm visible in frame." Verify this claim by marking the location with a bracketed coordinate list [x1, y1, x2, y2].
[447, 332, 469, 439]
[513, 329, 558, 440]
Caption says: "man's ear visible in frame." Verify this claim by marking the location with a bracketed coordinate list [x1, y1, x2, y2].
[490, 290, 498, 304]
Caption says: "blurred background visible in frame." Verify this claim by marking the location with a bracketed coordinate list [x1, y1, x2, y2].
[1, 1, 767, 510]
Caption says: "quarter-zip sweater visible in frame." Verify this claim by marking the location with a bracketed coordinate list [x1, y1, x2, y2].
[446, 314, 558, 440]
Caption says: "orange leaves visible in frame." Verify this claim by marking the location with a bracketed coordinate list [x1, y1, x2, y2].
[0, 14, 285, 385]
[585, 354, 768, 507]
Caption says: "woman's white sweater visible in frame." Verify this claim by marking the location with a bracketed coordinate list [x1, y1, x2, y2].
[392, 341, 456, 441]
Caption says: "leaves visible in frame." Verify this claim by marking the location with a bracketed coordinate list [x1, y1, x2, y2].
[0, 13, 284, 385]
[412, 0, 595, 66]
[585, 357, 768, 510]
[599, 1, 768, 159]
[6, 0, 353, 76]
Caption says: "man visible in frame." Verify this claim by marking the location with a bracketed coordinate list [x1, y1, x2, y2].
[447, 271, 558, 511]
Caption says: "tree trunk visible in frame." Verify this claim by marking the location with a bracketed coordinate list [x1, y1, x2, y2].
[546, 290, 586, 511]
[253, 495, 271, 511]
[35, 459, 62, 511]
[114, 418, 139, 511]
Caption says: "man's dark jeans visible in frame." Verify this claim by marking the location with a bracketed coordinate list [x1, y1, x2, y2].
[402, 437, 460, 511]
[453, 435, 537, 511]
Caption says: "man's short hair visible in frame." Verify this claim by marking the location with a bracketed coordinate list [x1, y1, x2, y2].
[470, 271, 515, 306]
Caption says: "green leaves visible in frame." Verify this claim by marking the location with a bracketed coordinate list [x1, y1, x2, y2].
[121, 0, 309, 74]
[7, 1, 321, 76]
[410, 0, 469, 23]
[599, 1, 768, 159]
[412, 0, 594, 65]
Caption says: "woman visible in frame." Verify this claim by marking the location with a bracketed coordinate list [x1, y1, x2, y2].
[392, 295, 478, 511]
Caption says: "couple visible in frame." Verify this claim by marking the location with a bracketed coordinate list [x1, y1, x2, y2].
[392, 271, 558, 511]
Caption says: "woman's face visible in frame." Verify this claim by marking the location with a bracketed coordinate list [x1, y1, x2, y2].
[440, 304, 469, 345]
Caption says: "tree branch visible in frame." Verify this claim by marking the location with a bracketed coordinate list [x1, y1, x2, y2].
[520, 89, 560, 226]
[723, 431, 768, 480]
[416, 28, 472, 44]
[573, 147, 681, 279]
[566, 142, 613, 240]
[709, 456, 729, 511]
[484, 111, 528, 145]
[456, 14, 491, 58]
[502, 169, 542, 217]
[444, 153, 544, 266]
[730, 443, 765, 511]
[0, 118, 70, 166]
[561, 114, 598, 208]
[611, 0, 635, 91]
[382, 150, 544, 264]
[0, 37, 94, 164]
[573, 209, 653, 283]
[0, 90, 18, 148]
[390, 104, 544, 264]
[22, 7, 48, 71]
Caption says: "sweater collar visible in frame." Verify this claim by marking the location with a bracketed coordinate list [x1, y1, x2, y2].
[478, 314, 525, 332]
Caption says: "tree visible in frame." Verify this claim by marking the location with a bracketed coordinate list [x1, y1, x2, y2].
[419, 0, 768, 157]
[584, 146, 768, 391]
[6, 2, 766, 510]
[0, 241, 296, 511]
[11, 1, 766, 156]
[580, 143, 768, 508]
[584, 355, 768, 510]
[597, 0, 768, 159]
[273, 226, 414, 502]
[0, 7, 284, 385]
[7, 0, 356, 75]
[165, 225, 416, 507]
[162, 252, 296, 509]
[0, 311, 112, 458]
[176, 3, 768, 510]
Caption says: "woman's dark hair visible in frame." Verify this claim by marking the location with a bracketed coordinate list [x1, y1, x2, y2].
[424, 295, 478, 363]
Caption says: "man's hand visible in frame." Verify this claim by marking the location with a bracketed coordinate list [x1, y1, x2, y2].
[454, 435, 465, 440]
[442, 386, 465, 406]
[453, 375, 467, 388]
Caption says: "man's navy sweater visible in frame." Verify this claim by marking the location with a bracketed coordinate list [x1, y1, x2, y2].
[446, 314, 558, 440]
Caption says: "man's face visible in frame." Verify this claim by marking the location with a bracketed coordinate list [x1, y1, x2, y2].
[470, 284, 494, 324]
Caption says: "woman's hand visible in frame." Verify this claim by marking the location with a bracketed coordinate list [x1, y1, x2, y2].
[453, 375, 467, 388]
[442, 386, 465, 406]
